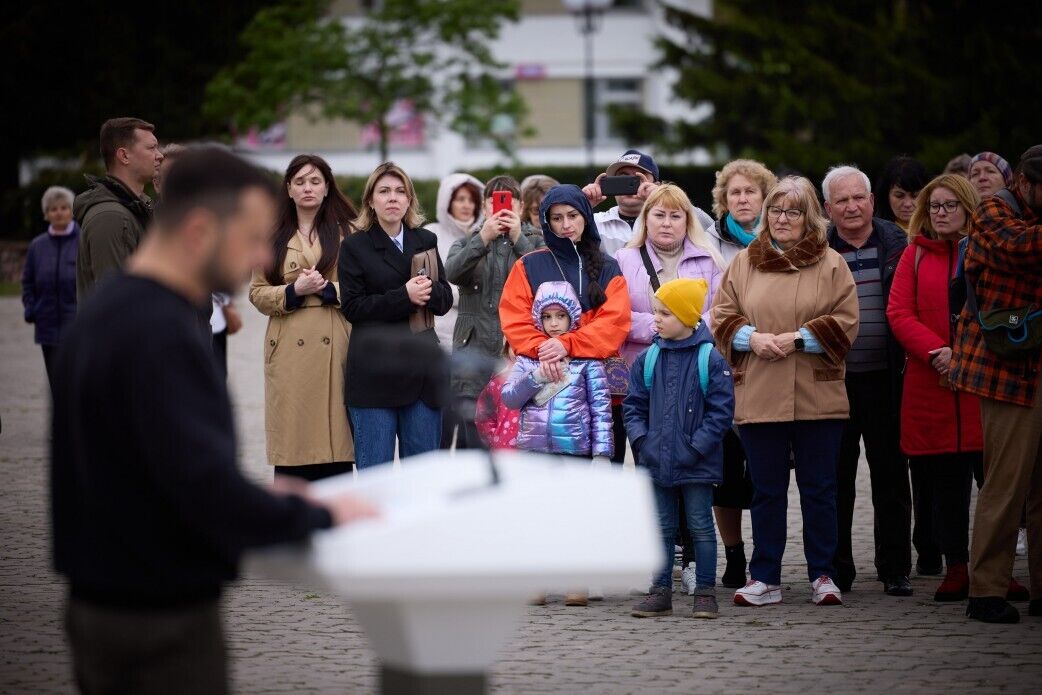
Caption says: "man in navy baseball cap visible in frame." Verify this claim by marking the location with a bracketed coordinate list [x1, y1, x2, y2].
[582, 148, 714, 257]
[604, 149, 660, 181]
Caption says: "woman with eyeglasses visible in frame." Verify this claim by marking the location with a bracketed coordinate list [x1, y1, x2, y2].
[711, 176, 859, 608]
[886, 174, 990, 602]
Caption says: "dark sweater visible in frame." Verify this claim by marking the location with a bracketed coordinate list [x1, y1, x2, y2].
[51, 274, 332, 609]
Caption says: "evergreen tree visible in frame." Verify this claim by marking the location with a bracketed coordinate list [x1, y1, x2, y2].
[622, 0, 1042, 176]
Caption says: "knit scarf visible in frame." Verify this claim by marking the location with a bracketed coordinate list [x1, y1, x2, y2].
[650, 237, 684, 283]
[726, 213, 757, 247]
[448, 214, 476, 236]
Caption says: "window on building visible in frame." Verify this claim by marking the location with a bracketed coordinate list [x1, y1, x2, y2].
[594, 78, 643, 144]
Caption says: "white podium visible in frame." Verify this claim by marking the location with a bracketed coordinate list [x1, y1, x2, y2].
[250, 451, 662, 694]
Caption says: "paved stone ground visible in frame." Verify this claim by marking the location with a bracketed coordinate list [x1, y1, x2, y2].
[1, 295, 1039, 694]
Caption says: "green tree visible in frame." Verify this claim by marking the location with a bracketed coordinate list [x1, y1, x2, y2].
[205, 0, 528, 163]
[617, 0, 1042, 177]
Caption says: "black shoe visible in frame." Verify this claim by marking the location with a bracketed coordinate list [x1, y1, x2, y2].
[1030, 599, 1042, 617]
[916, 560, 943, 576]
[721, 543, 747, 589]
[835, 569, 855, 593]
[883, 576, 913, 597]
[966, 597, 1020, 624]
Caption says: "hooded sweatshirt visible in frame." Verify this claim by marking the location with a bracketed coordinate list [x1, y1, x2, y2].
[499, 184, 631, 360]
[74, 174, 153, 300]
[427, 173, 484, 347]
[501, 281, 613, 458]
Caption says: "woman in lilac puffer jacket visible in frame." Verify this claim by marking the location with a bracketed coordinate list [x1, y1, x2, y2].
[502, 281, 613, 460]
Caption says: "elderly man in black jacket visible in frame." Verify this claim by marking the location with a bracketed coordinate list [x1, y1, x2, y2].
[823, 165, 914, 597]
[52, 148, 377, 694]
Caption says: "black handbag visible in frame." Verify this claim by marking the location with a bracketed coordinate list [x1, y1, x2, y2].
[962, 189, 1042, 358]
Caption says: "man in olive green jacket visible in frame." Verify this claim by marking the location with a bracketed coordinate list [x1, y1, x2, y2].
[74, 117, 162, 300]
[444, 176, 544, 447]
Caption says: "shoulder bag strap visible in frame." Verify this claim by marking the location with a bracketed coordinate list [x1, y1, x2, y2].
[639, 245, 661, 292]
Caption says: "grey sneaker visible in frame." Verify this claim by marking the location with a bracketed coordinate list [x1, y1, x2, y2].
[631, 586, 672, 617]
[692, 587, 719, 619]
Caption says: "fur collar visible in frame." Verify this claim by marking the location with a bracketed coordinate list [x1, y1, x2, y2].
[747, 232, 828, 272]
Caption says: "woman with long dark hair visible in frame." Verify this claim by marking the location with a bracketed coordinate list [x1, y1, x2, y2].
[249, 154, 357, 481]
[873, 156, 929, 233]
[499, 184, 631, 385]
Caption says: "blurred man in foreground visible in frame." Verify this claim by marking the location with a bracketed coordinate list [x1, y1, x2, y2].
[51, 147, 378, 694]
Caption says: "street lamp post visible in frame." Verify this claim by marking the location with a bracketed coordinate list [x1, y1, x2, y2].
[563, 0, 612, 170]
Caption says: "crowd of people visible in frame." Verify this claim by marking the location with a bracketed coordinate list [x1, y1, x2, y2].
[28, 116, 1041, 691]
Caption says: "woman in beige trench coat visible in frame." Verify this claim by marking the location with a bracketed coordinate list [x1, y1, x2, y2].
[250, 155, 356, 480]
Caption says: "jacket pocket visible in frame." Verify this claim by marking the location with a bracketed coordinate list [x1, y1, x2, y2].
[813, 367, 844, 381]
[453, 318, 476, 351]
[264, 321, 283, 365]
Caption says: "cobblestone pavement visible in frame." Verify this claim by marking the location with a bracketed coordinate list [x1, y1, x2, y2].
[1, 296, 1039, 694]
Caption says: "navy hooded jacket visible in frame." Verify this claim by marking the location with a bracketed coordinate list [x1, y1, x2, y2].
[623, 322, 735, 487]
[499, 184, 631, 360]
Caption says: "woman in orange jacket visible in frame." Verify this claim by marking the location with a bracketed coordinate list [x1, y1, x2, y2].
[499, 184, 631, 383]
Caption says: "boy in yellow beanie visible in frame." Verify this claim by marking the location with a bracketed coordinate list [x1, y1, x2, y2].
[624, 278, 735, 619]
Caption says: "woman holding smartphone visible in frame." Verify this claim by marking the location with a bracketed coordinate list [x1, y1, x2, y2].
[338, 162, 454, 469]
[445, 175, 544, 448]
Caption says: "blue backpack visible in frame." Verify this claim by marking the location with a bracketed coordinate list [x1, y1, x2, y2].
[642, 342, 713, 396]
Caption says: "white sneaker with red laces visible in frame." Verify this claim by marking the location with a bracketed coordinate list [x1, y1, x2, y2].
[811, 576, 843, 605]
[734, 580, 782, 606]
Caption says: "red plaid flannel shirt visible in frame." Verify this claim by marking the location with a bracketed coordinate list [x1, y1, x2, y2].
[951, 190, 1042, 406]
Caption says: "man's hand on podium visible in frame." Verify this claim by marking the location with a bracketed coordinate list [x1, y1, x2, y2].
[272, 475, 380, 526]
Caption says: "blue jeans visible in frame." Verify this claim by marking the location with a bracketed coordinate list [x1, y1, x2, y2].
[738, 420, 845, 584]
[653, 483, 717, 589]
[349, 401, 443, 470]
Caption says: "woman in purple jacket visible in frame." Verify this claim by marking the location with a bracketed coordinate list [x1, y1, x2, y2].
[615, 184, 724, 366]
[22, 186, 79, 390]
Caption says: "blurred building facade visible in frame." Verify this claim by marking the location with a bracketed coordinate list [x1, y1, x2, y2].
[242, 0, 711, 177]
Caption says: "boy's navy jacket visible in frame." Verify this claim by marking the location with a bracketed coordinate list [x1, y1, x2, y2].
[623, 321, 735, 487]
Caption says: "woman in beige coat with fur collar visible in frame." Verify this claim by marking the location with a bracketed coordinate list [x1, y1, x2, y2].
[249, 155, 354, 480]
[710, 176, 859, 609]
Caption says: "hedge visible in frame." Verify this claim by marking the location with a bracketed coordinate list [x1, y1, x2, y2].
[2, 162, 724, 240]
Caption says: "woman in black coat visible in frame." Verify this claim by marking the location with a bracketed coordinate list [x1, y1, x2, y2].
[338, 162, 453, 469]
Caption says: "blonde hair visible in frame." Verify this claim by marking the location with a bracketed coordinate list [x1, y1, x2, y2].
[908, 174, 981, 240]
[353, 161, 425, 232]
[711, 159, 778, 219]
[754, 176, 829, 244]
[627, 183, 725, 269]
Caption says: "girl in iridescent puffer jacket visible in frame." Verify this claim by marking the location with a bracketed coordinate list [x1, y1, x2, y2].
[502, 281, 613, 462]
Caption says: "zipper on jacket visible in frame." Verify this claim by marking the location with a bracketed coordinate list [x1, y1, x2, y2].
[54, 235, 66, 312]
[572, 241, 583, 298]
[945, 242, 963, 453]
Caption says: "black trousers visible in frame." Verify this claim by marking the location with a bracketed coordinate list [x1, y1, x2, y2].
[910, 453, 982, 566]
[441, 400, 483, 450]
[274, 461, 354, 482]
[41, 344, 57, 393]
[66, 597, 227, 695]
[911, 460, 941, 569]
[212, 330, 228, 380]
[835, 371, 912, 582]
[610, 403, 627, 464]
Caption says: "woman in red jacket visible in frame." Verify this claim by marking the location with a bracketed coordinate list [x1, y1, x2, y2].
[887, 174, 983, 602]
